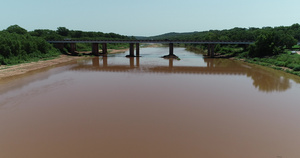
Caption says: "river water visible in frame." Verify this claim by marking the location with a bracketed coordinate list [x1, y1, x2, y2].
[1, 47, 300, 158]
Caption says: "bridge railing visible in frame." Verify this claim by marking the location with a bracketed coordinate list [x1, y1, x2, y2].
[47, 40, 255, 45]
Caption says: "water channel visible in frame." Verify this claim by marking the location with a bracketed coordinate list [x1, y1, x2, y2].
[1, 47, 300, 158]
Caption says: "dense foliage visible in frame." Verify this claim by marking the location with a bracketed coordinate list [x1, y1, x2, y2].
[0, 28, 60, 65]
[0, 25, 134, 65]
[30, 27, 133, 41]
[249, 31, 297, 57]
[149, 24, 300, 42]
[30, 27, 135, 51]
[143, 24, 300, 76]
[148, 23, 300, 57]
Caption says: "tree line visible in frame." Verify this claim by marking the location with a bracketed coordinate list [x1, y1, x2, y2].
[30, 26, 134, 41]
[0, 25, 60, 65]
[0, 25, 134, 65]
[150, 23, 300, 57]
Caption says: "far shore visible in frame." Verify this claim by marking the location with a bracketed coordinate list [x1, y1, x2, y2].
[1, 45, 300, 81]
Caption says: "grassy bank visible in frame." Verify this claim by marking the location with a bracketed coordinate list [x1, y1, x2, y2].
[211, 46, 300, 77]
[184, 44, 300, 77]
[240, 52, 300, 76]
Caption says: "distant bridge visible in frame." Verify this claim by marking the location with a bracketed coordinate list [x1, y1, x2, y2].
[47, 40, 253, 57]
[48, 40, 254, 45]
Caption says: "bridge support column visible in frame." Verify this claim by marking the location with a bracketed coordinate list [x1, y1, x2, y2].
[207, 45, 211, 56]
[207, 44, 215, 58]
[162, 43, 179, 59]
[127, 43, 135, 57]
[92, 43, 99, 56]
[136, 43, 140, 57]
[169, 43, 174, 55]
[70, 43, 76, 55]
[210, 44, 215, 58]
[102, 43, 108, 54]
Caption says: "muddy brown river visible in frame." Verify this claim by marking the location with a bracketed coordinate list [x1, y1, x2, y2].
[1, 47, 300, 158]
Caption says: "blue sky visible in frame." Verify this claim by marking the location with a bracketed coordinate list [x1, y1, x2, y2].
[0, 0, 299, 36]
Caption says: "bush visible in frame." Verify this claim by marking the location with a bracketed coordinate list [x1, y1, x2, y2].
[293, 65, 300, 71]
[0, 27, 60, 65]
[237, 51, 249, 58]
[274, 61, 287, 67]
[249, 31, 297, 57]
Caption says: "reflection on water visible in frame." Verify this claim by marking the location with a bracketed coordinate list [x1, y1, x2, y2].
[75, 55, 296, 93]
[1, 47, 300, 158]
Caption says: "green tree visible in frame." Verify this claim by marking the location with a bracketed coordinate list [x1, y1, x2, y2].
[5, 25, 27, 35]
[56, 27, 69, 36]
[249, 31, 297, 57]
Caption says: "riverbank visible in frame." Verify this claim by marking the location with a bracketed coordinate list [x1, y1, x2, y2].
[0, 47, 130, 80]
[185, 46, 300, 77]
[229, 52, 300, 77]
[0, 55, 86, 80]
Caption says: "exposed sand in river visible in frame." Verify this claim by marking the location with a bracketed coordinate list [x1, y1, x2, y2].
[0, 55, 85, 80]
[0, 48, 129, 80]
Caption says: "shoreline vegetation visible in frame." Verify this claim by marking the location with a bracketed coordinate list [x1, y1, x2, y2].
[160, 24, 300, 77]
[186, 45, 300, 77]
[0, 48, 129, 80]
[0, 25, 134, 80]
[0, 25, 134, 65]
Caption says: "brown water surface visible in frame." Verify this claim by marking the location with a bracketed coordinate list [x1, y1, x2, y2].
[1, 47, 300, 158]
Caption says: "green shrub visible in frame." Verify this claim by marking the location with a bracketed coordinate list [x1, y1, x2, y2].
[293, 65, 300, 71]
[274, 61, 287, 67]
[0, 28, 60, 65]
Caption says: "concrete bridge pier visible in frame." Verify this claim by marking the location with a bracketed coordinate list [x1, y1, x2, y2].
[136, 43, 140, 57]
[169, 43, 174, 55]
[207, 44, 215, 58]
[70, 43, 77, 55]
[130, 43, 135, 57]
[162, 43, 179, 59]
[92, 43, 99, 56]
[101, 43, 108, 55]
[126, 43, 140, 57]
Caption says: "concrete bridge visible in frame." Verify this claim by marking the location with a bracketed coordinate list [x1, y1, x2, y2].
[48, 40, 254, 57]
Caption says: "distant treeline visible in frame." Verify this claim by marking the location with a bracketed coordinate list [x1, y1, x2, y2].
[150, 23, 300, 41]
[149, 23, 300, 57]
[30, 26, 134, 41]
[0, 25, 133, 65]
[30, 26, 135, 52]
[144, 24, 300, 76]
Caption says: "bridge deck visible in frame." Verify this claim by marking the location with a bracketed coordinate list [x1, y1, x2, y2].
[48, 40, 255, 45]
